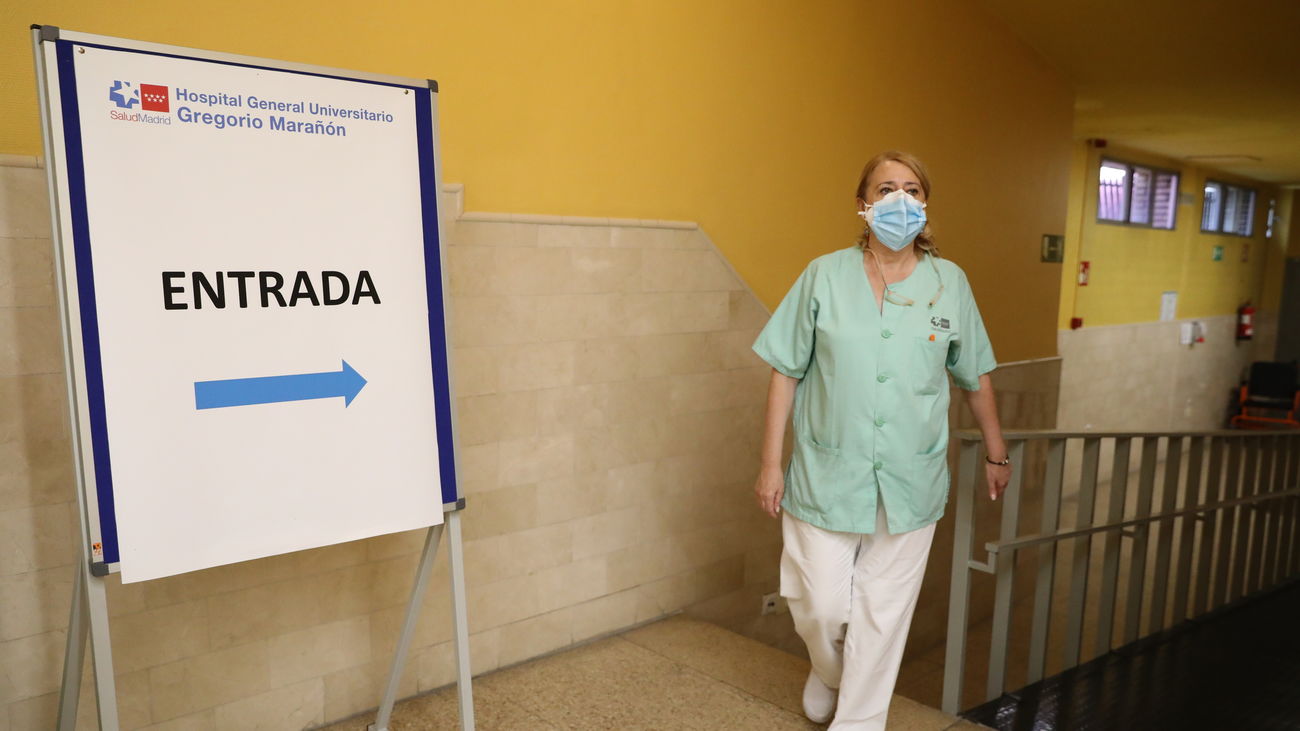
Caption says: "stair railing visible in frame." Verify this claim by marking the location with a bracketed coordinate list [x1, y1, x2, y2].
[942, 429, 1300, 714]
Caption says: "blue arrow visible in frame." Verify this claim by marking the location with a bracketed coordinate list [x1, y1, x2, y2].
[194, 360, 367, 410]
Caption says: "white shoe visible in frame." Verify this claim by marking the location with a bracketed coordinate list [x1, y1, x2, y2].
[802, 670, 837, 724]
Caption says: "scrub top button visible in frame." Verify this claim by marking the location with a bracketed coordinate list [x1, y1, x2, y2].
[875, 417, 886, 427]
[876, 374, 888, 383]
[873, 460, 883, 471]
[881, 329, 892, 338]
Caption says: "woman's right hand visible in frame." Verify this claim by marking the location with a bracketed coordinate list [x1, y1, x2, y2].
[754, 369, 797, 519]
[754, 465, 785, 518]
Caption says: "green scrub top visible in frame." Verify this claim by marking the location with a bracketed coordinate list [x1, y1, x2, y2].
[752, 246, 997, 535]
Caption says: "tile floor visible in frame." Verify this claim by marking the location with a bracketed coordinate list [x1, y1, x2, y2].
[320, 615, 988, 730]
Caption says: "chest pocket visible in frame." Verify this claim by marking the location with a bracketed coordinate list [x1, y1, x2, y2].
[913, 335, 952, 395]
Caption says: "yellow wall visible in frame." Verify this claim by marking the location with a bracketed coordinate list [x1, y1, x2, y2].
[1260, 189, 1297, 313]
[0, 0, 1072, 362]
[1058, 141, 1090, 330]
[1061, 141, 1281, 328]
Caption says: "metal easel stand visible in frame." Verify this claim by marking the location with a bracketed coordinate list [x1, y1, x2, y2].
[34, 23, 121, 730]
[56, 501, 475, 731]
[56, 533, 120, 730]
[371, 499, 474, 731]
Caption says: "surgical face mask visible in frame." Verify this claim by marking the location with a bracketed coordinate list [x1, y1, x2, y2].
[857, 189, 927, 251]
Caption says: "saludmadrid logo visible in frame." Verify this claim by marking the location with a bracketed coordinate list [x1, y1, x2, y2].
[109, 80, 172, 126]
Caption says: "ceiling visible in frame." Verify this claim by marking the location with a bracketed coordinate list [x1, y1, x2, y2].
[975, 0, 1300, 185]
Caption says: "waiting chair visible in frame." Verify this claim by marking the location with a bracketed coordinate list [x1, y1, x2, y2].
[1231, 361, 1300, 429]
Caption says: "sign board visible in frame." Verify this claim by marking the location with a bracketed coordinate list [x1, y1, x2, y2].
[1160, 291, 1178, 322]
[39, 31, 456, 583]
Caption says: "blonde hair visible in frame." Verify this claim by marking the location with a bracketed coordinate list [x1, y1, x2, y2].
[855, 150, 939, 258]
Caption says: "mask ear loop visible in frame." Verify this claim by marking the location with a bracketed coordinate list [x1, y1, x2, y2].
[864, 245, 916, 307]
[926, 251, 945, 308]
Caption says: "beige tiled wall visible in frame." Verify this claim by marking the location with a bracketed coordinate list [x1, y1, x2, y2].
[1057, 316, 1275, 432]
[0, 162, 778, 729]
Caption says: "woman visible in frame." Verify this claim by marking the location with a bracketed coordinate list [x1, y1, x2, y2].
[751, 151, 1011, 729]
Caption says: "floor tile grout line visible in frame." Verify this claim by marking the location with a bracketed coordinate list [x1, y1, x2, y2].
[622, 624, 976, 729]
[481, 636, 812, 730]
[614, 633, 811, 720]
[670, 663, 814, 727]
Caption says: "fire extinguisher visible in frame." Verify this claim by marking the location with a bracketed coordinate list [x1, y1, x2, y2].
[1237, 302, 1255, 341]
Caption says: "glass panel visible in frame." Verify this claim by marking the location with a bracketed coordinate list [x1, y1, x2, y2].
[1152, 173, 1178, 229]
[1129, 167, 1153, 224]
[1099, 162, 1128, 222]
[1202, 182, 1223, 232]
[1224, 187, 1242, 234]
[1223, 186, 1253, 235]
[1267, 199, 1276, 238]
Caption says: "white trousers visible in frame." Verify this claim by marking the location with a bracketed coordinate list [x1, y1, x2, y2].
[780, 505, 936, 730]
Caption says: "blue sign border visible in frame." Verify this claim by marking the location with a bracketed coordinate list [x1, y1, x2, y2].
[53, 39, 458, 567]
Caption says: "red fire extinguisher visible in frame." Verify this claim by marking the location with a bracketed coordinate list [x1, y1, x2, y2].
[1237, 302, 1255, 341]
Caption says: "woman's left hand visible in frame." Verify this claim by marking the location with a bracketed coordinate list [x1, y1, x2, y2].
[985, 462, 1011, 501]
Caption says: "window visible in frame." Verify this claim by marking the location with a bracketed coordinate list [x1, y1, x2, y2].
[1152, 172, 1178, 229]
[1267, 199, 1277, 238]
[1097, 159, 1178, 229]
[1224, 187, 1255, 235]
[1129, 168, 1152, 224]
[1098, 161, 1128, 222]
[1201, 180, 1256, 237]
[1202, 183, 1222, 231]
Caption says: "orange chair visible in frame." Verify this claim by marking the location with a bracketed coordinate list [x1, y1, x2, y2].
[1231, 361, 1300, 429]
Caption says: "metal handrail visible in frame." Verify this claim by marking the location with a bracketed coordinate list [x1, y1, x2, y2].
[954, 428, 1291, 440]
[941, 429, 1299, 715]
[980, 486, 1300, 561]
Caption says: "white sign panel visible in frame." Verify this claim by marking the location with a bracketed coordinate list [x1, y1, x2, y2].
[52, 40, 450, 583]
[1160, 291, 1178, 322]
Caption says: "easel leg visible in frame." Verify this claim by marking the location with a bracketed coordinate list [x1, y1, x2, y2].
[57, 568, 87, 730]
[58, 561, 119, 730]
[84, 565, 119, 730]
[371, 524, 445, 731]
[36, 23, 118, 730]
[447, 511, 475, 730]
